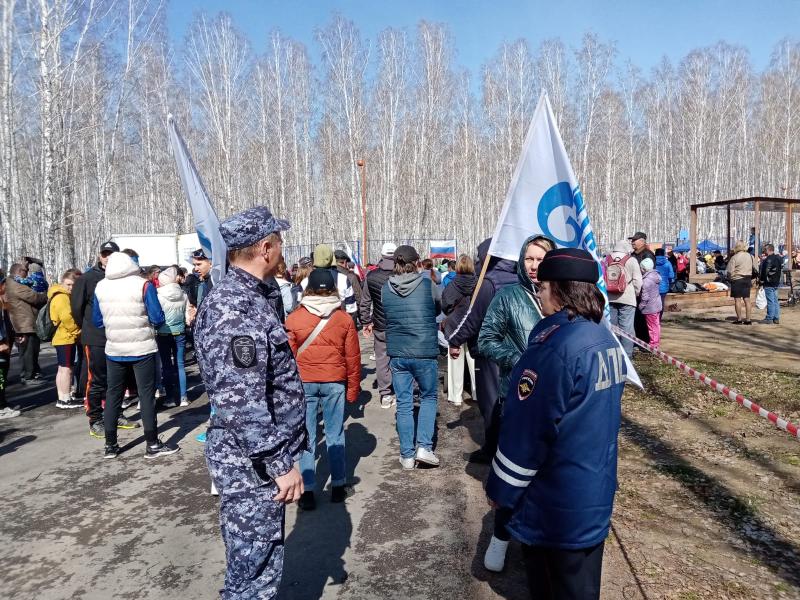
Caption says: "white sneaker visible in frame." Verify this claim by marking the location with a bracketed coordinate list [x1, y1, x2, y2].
[179, 396, 189, 407]
[380, 395, 396, 409]
[415, 447, 440, 466]
[399, 456, 415, 470]
[0, 407, 20, 419]
[447, 397, 463, 407]
[484, 535, 510, 572]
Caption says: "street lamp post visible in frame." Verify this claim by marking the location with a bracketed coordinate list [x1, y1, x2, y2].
[357, 159, 367, 265]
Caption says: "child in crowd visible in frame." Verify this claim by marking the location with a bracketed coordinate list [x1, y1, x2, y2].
[15, 259, 48, 293]
[156, 267, 190, 407]
[639, 258, 662, 348]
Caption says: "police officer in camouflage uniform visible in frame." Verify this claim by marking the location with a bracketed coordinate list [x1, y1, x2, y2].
[194, 206, 306, 599]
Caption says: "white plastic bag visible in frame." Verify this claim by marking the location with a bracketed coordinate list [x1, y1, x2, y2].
[755, 286, 767, 310]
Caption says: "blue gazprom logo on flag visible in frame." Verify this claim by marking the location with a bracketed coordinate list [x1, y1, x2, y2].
[536, 181, 607, 300]
[536, 182, 597, 254]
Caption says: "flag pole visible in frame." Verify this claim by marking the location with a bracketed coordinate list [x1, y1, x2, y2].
[468, 253, 492, 310]
[357, 159, 368, 265]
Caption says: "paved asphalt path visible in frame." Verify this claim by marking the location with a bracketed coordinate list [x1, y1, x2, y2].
[0, 339, 636, 599]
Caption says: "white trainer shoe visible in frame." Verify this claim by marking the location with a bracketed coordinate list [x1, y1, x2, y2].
[484, 535, 510, 572]
[415, 447, 440, 466]
[0, 407, 21, 419]
[399, 456, 415, 470]
[380, 394, 396, 409]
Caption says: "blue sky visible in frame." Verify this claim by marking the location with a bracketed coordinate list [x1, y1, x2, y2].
[167, 0, 800, 74]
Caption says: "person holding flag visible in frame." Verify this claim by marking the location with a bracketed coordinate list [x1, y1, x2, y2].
[473, 91, 639, 589]
[477, 233, 554, 571]
[485, 248, 626, 598]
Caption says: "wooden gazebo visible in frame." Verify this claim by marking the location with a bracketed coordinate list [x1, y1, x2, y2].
[688, 196, 800, 280]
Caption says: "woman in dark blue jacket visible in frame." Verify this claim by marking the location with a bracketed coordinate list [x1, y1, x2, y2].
[486, 248, 626, 600]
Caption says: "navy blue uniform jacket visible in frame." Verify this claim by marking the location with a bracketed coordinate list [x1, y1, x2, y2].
[485, 309, 626, 549]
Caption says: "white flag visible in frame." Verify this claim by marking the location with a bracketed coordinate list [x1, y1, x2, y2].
[488, 93, 641, 387]
[167, 114, 227, 285]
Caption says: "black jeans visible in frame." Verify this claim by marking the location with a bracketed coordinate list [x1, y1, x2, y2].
[84, 345, 107, 425]
[17, 333, 41, 380]
[522, 541, 604, 600]
[494, 507, 513, 541]
[104, 354, 158, 446]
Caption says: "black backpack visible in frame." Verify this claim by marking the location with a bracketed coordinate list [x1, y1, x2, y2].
[36, 293, 61, 342]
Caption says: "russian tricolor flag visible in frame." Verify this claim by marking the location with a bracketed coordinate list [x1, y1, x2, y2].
[429, 239, 456, 260]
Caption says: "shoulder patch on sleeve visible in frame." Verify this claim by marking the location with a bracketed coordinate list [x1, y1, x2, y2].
[231, 336, 257, 368]
[533, 324, 560, 343]
[517, 369, 538, 401]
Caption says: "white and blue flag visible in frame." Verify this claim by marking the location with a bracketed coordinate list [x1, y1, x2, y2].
[167, 114, 227, 285]
[487, 92, 641, 386]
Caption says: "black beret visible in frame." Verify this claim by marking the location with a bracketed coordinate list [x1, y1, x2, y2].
[537, 248, 599, 284]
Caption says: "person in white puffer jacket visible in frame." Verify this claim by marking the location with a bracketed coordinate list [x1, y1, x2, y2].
[156, 267, 190, 407]
[92, 251, 179, 460]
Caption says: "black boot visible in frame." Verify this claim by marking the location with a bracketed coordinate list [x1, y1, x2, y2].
[298, 491, 316, 511]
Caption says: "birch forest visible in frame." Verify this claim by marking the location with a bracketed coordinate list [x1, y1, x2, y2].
[2, 0, 800, 274]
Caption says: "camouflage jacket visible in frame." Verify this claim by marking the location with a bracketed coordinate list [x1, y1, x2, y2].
[195, 266, 306, 484]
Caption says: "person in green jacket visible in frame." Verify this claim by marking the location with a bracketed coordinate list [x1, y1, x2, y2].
[477, 233, 554, 573]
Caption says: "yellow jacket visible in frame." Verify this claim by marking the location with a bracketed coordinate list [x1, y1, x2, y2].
[48, 284, 80, 346]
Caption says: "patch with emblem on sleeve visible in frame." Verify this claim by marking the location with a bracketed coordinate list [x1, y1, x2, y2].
[517, 369, 538, 401]
[231, 336, 257, 368]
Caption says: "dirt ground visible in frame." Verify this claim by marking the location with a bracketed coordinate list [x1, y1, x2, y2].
[661, 297, 800, 374]
[609, 300, 800, 600]
[0, 300, 798, 599]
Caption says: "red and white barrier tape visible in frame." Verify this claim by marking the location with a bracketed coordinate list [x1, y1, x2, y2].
[611, 325, 799, 440]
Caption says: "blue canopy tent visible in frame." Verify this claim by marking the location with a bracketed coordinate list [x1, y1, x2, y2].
[674, 239, 724, 253]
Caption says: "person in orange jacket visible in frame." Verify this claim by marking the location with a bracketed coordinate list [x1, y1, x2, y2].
[286, 268, 361, 510]
[49, 269, 84, 409]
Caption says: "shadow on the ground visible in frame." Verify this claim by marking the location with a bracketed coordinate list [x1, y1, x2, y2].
[469, 508, 529, 600]
[621, 416, 800, 589]
[280, 398, 377, 599]
[0, 433, 36, 457]
[636, 356, 800, 495]
[667, 316, 800, 358]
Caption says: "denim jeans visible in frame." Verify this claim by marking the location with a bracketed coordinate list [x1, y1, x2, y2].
[764, 286, 780, 321]
[156, 334, 187, 398]
[609, 303, 635, 357]
[390, 357, 438, 458]
[300, 382, 346, 489]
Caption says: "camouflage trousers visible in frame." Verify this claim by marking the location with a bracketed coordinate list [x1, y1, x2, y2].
[207, 442, 287, 599]
[217, 485, 286, 599]
[220, 521, 284, 599]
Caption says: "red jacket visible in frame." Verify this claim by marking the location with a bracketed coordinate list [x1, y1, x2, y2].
[286, 306, 361, 402]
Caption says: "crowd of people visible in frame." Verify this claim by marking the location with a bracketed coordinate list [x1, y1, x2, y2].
[0, 212, 793, 600]
[0, 242, 215, 452]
